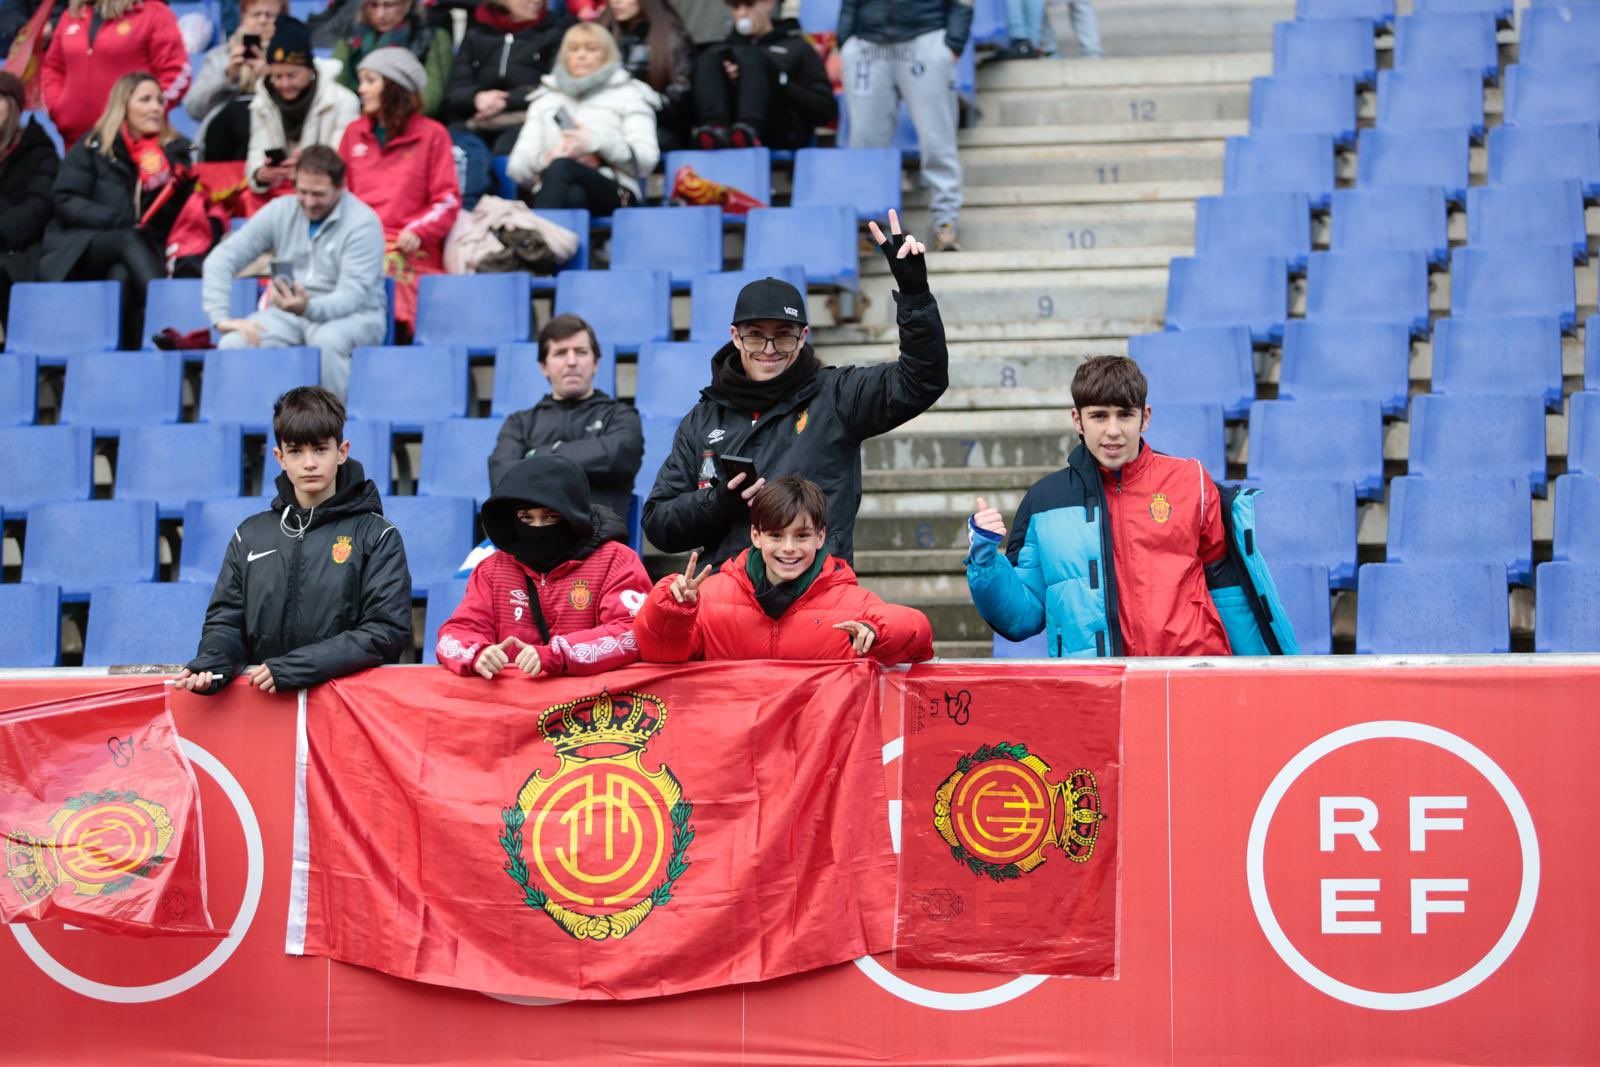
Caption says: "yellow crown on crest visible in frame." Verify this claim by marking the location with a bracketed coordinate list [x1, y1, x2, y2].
[539, 689, 667, 757]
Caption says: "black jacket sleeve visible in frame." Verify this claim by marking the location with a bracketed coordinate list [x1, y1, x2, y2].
[778, 38, 839, 126]
[53, 145, 130, 231]
[549, 403, 644, 485]
[641, 414, 741, 553]
[945, 0, 974, 54]
[264, 521, 413, 689]
[833, 290, 950, 440]
[488, 409, 533, 491]
[0, 146, 58, 251]
[184, 532, 249, 694]
[443, 38, 484, 123]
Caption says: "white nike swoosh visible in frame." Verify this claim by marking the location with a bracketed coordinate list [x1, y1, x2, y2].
[247, 550, 277, 563]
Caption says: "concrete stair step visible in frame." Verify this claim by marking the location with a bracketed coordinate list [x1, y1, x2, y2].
[933, 640, 994, 659]
[864, 589, 993, 640]
[959, 119, 1247, 148]
[905, 178, 1216, 209]
[817, 319, 1160, 346]
[974, 52, 1269, 92]
[826, 337, 1126, 364]
[864, 466, 1061, 492]
[862, 247, 1186, 275]
[958, 143, 1224, 187]
[895, 202, 1195, 253]
[979, 84, 1248, 128]
[853, 549, 969, 574]
[857, 268, 1168, 326]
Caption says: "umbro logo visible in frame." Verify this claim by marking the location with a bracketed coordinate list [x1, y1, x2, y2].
[707, 428, 726, 444]
[247, 549, 277, 563]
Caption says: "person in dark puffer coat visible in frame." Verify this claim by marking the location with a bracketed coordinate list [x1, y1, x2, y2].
[0, 73, 59, 329]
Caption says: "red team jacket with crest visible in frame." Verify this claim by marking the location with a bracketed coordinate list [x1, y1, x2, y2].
[41, 0, 191, 147]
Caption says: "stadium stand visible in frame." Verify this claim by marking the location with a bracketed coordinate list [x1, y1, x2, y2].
[1386, 476, 1534, 585]
[1193, 192, 1312, 271]
[412, 274, 533, 353]
[1295, 0, 1393, 25]
[554, 270, 672, 353]
[1374, 69, 1485, 139]
[1550, 474, 1600, 562]
[1414, 0, 1510, 21]
[662, 148, 774, 210]
[382, 495, 477, 597]
[1486, 123, 1600, 197]
[418, 419, 504, 504]
[1355, 562, 1511, 654]
[1304, 250, 1430, 335]
[1164, 254, 1288, 343]
[530, 208, 591, 291]
[0, 583, 62, 667]
[636, 342, 718, 419]
[1247, 74, 1358, 144]
[1430, 317, 1564, 409]
[1222, 133, 1336, 209]
[1535, 561, 1600, 652]
[83, 582, 214, 666]
[1518, 4, 1600, 66]
[1142, 403, 1226, 482]
[179, 497, 273, 584]
[610, 206, 725, 288]
[1502, 63, 1600, 127]
[116, 423, 245, 517]
[1277, 320, 1410, 415]
[1266, 561, 1334, 654]
[491, 342, 619, 417]
[1329, 186, 1449, 266]
[0, 354, 38, 427]
[744, 206, 860, 290]
[1249, 479, 1359, 588]
[23, 500, 160, 600]
[1449, 245, 1578, 329]
[1392, 11, 1499, 79]
[792, 148, 903, 220]
[1406, 393, 1550, 494]
[6, 281, 120, 364]
[1355, 127, 1471, 203]
[59, 350, 184, 435]
[1127, 327, 1255, 419]
[1466, 180, 1588, 263]
[198, 348, 322, 433]
[1271, 18, 1376, 84]
[346, 346, 470, 432]
[142, 277, 262, 348]
[1247, 399, 1385, 499]
[0, 425, 95, 516]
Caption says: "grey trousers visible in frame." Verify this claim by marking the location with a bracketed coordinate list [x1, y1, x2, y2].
[218, 307, 388, 399]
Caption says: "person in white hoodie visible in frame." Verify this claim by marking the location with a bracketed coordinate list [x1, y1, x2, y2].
[244, 17, 361, 198]
[505, 22, 660, 217]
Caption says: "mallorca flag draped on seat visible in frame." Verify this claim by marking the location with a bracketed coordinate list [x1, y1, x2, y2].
[0, 684, 222, 938]
[286, 662, 896, 1000]
[891, 664, 1124, 976]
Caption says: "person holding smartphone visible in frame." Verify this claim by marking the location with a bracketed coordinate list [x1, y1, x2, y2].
[185, 0, 283, 161]
[241, 17, 360, 196]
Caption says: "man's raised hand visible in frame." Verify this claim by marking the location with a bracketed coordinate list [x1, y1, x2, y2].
[867, 209, 929, 296]
[669, 550, 713, 605]
[972, 496, 1006, 539]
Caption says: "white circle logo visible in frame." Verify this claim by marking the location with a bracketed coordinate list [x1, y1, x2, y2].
[1245, 720, 1539, 1011]
[9, 739, 265, 1004]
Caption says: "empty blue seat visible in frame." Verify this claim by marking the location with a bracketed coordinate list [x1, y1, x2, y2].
[1248, 399, 1385, 498]
[59, 350, 183, 435]
[1278, 320, 1410, 415]
[1223, 134, 1336, 209]
[0, 353, 37, 426]
[634, 413, 682, 513]
[1248, 74, 1358, 144]
[6, 281, 119, 363]
[1273, 18, 1376, 83]
[1552, 474, 1600, 561]
[1127, 327, 1256, 420]
[84, 582, 214, 666]
[1193, 192, 1312, 271]
[413, 274, 532, 353]
[1330, 186, 1449, 266]
[346, 345, 469, 431]
[1565, 391, 1600, 478]
[1376, 68, 1485, 139]
[1449, 244, 1577, 329]
[179, 496, 271, 583]
[1407, 393, 1548, 493]
[418, 418, 503, 503]
[1165, 254, 1288, 344]
[1534, 560, 1600, 651]
[745, 206, 859, 290]
[0, 582, 60, 666]
[689, 266, 809, 342]
[792, 147, 902, 221]
[382, 494, 476, 595]
[636, 341, 717, 419]
[663, 147, 773, 209]
[490, 341, 618, 417]
[1249, 480, 1359, 588]
[264, 419, 393, 495]
[1503, 63, 1600, 127]
[1143, 402, 1226, 481]
[1486, 123, 1600, 197]
[1393, 12, 1499, 80]
[1387, 475, 1533, 584]
[198, 347, 320, 432]
[610, 206, 724, 288]
[1415, 0, 1510, 19]
[421, 578, 472, 664]
[528, 208, 590, 291]
[1355, 561, 1510, 653]
[1466, 180, 1588, 262]
[1431, 316, 1563, 409]
[23, 500, 159, 599]
[992, 630, 1050, 658]
[0, 424, 94, 516]
[1305, 250, 1431, 335]
[554, 269, 672, 353]
[1587, 314, 1600, 389]
[1356, 127, 1471, 203]
[1266, 561, 1333, 653]
[1519, 4, 1600, 65]
[1296, 0, 1393, 24]
[116, 423, 244, 516]
[142, 278, 211, 346]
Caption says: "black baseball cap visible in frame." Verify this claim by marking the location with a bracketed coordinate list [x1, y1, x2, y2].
[731, 277, 807, 327]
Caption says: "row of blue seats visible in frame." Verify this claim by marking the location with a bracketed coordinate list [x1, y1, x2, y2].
[657, 147, 902, 221]
[1291, 0, 1600, 61]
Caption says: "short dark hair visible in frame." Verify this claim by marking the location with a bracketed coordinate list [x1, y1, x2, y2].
[375, 78, 420, 140]
[295, 144, 346, 186]
[273, 386, 345, 446]
[1071, 355, 1148, 411]
[749, 475, 827, 533]
[538, 314, 601, 363]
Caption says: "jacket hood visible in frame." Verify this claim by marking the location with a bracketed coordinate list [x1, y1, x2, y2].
[481, 453, 593, 548]
[14, 119, 56, 158]
[271, 457, 384, 527]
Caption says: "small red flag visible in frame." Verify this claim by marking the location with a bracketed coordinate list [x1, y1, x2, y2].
[2, 0, 55, 111]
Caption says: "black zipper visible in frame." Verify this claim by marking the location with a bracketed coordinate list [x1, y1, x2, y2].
[1091, 462, 1124, 657]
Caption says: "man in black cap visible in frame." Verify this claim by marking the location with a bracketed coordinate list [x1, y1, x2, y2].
[643, 210, 947, 567]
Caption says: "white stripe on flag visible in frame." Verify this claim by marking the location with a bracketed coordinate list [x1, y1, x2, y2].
[283, 688, 312, 955]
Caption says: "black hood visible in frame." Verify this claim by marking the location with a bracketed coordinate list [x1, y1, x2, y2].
[481, 454, 594, 549]
[15, 118, 56, 159]
[271, 458, 385, 530]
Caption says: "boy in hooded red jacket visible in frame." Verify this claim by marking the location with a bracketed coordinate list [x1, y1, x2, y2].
[436, 453, 652, 678]
[635, 475, 934, 664]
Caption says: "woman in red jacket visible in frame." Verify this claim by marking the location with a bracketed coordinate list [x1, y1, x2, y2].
[42, 0, 190, 148]
[337, 46, 458, 335]
[636, 476, 935, 664]
[435, 454, 652, 680]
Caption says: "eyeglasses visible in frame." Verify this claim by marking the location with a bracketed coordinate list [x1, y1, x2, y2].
[736, 330, 802, 354]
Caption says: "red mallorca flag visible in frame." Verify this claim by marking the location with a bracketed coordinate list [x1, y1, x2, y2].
[2, 0, 53, 110]
[0, 685, 222, 937]
[891, 663, 1123, 975]
[286, 662, 896, 999]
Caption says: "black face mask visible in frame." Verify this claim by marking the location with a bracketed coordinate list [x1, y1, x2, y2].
[512, 521, 586, 573]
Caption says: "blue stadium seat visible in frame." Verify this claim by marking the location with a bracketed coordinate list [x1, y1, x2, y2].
[745, 206, 860, 289]
[1193, 192, 1312, 271]
[970, 0, 1006, 44]
[1431, 316, 1563, 409]
[1588, 315, 1600, 390]
[59, 350, 183, 435]
[1415, 0, 1510, 20]
[1519, 4, 1600, 65]
[1295, 0, 1393, 25]
[1127, 327, 1256, 420]
[610, 206, 724, 288]
[421, 578, 472, 665]
[419, 418, 503, 503]
[382, 494, 476, 596]
[413, 273, 532, 354]
[1249, 480, 1359, 588]
[1466, 180, 1588, 262]
[23, 500, 159, 600]
[0, 353, 37, 426]
[792, 147, 903, 220]
[1486, 123, 1600, 197]
[1552, 474, 1600, 561]
[663, 148, 773, 209]
[0, 425, 94, 515]
[264, 419, 393, 495]
[1330, 186, 1449, 266]
[142, 278, 212, 346]
[1247, 399, 1384, 498]
[1503, 63, 1600, 127]
[1535, 560, 1600, 651]
[1265, 561, 1333, 653]
[1222, 134, 1336, 209]
[1375, 69, 1485, 139]
[1164, 254, 1288, 344]
[179, 496, 271, 583]
[1278, 320, 1411, 415]
[1143, 402, 1226, 481]
[689, 266, 809, 342]
[992, 631, 1050, 658]
[1355, 561, 1510, 654]
[1407, 393, 1549, 493]
[346, 345, 469, 431]
[554, 270, 672, 353]
[636, 341, 718, 419]
[530, 207, 590, 291]
[1248, 74, 1358, 144]
[1565, 391, 1600, 478]
[6, 281, 119, 363]
[198, 347, 320, 433]
[490, 341, 618, 417]
[634, 413, 682, 519]
[1393, 12, 1499, 80]
[1449, 244, 1577, 329]
[116, 423, 244, 517]
[0, 582, 60, 666]
[83, 582, 214, 666]
[1387, 475, 1533, 584]
[1272, 18, 1376, 83]
[1305, 250, 1431, 335]
[1355, 127, 1471, 203]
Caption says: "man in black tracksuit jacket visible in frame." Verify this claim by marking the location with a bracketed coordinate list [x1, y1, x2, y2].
[643, 215, 947, 567]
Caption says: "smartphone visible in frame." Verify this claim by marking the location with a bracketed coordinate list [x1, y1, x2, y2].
[241, 33, 262, 56]
[265, 147, 288, 166]
[269, 260, 295, 284]
[553, 107, 576, 132]
[716, 454, 759, 489]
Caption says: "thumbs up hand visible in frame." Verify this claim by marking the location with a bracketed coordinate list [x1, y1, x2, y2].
[971, 496, 1007, 540]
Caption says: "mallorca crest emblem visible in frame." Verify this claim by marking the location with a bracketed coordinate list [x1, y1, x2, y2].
[795, 409, 809, 434]
[1147, 493, 1172, 524]
[568, 579, 592, 611]
[500, 690, 693, 940]
[330, 535, 353, 564]
[5, 790, 175, 902]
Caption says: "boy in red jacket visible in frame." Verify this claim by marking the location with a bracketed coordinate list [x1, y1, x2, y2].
[635, 475, 934, 663]
[435, 454, 651, 679]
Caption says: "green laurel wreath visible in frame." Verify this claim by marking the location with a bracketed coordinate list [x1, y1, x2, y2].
[950, 742, 1031, 883]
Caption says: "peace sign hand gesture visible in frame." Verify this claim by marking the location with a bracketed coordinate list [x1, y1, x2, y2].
[669, 550, 714, 605]
[867, 209, 929, 296]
